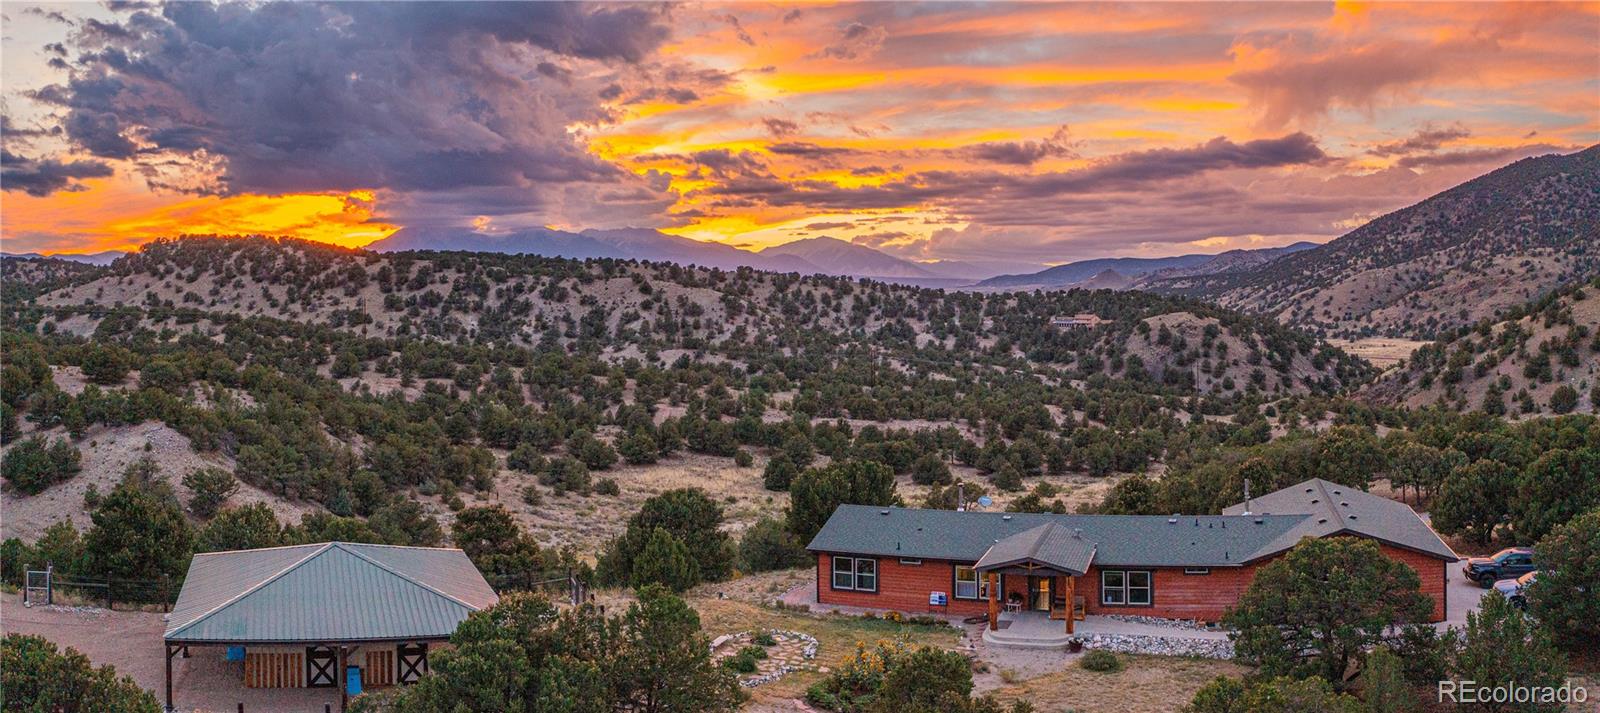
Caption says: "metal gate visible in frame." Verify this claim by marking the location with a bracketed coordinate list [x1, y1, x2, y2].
[23, 567, 51, 606]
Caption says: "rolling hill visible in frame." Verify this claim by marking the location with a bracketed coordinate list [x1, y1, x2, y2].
[0, 235, 1371, 548]
[1154, 145, 1600, 340]
[1364, 276, 1600, 416]
[977, 243, 1316, 290]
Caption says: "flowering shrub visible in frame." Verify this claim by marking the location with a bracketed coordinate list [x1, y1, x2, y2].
[804, 638, 913, 711]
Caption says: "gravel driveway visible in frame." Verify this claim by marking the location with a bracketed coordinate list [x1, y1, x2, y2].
[2, 595, 358, 713]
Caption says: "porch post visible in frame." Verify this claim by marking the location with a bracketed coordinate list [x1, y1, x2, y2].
[986, 572, 998, 630]
[339, 645, 349, 712]
[1065, 575, 1075, 634]
[164, 643, 174, 712]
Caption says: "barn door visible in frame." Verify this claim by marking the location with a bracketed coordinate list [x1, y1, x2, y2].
[397, 643, 428, 684]
[306, 646, 337, 688]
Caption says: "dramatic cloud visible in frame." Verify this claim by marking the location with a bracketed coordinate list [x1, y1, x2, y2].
[1, 150, 113, 196]
[814, 22, 887, 60]
[958, 126, 1077, 166]
[3, 1, 1595, 259]
[761, 117, 801, 137]
[13, 2, 679, 227]
[1370, 123, 1472, 156]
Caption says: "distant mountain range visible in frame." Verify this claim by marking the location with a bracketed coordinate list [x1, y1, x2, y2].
[0, 250, 125, 266]
[977, 242, 1318, 290]
[366, 228, 1004, 285]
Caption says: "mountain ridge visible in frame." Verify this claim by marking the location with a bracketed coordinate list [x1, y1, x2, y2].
[978, 242, 1318, 290]
[1152, 145, 1600, 339]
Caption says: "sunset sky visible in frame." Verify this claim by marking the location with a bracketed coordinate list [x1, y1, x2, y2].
[2, 2, 1596, 265]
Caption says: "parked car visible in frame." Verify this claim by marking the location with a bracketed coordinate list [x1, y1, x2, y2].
[1492, 571, 1537, 610]
[1463, 547, 1537, 587]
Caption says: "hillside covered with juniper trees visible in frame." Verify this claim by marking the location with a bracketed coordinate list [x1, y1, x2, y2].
[1, 238, 1596, 713]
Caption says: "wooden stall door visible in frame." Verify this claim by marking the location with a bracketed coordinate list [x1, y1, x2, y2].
[306, 646, 337, 688]
[398, 643, 429, 684]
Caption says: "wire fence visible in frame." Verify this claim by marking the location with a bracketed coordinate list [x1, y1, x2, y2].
[21, 567, 179, 611]
[483, 570, 587, 604]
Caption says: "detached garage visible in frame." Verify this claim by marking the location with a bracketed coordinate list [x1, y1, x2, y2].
[163, 541, 498, 711]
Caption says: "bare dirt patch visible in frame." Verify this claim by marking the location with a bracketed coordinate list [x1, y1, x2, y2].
[983, 653, 1245, 712]
[1, 423, 320, 542]
[1328, 337, 1428, 370]
[447, 452, 786, 557]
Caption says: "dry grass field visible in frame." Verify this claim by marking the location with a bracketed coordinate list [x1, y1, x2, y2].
[984, 655, 1246, 712]
[1327, 337, 1428, 370]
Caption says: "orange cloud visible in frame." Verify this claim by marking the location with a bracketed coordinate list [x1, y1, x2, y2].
[2, 175, 396, 253]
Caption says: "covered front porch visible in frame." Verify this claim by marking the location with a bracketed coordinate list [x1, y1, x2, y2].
[975, 521, 1092, 645]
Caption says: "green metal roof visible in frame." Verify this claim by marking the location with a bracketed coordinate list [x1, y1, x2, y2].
[973, 522, 1096, 575]
[165, 542, 498, 644]
[1222, 478, 1458, 562]
[807, 505, 1312, 567]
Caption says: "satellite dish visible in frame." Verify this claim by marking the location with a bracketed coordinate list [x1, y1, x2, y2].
[976, 496, 993, 508]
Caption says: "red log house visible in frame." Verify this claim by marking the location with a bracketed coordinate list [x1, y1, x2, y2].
[806, 478, 1456, 634]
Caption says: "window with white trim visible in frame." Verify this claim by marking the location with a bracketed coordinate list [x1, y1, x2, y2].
[1101, 570, 1153, 606]
[832, 557, 878, 592]
[953, 566, 994, 600]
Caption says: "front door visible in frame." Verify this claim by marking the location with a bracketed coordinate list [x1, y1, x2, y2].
[1029, 576, 1052, 611]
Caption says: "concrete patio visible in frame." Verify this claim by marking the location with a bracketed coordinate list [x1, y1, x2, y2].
[981, 610, 1232, 650]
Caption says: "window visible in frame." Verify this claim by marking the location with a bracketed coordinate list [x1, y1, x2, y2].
[1101, 570, 1153, 606]
[1184, 567, 1210, 575]
[854, 559, 876, 591]
[900, 558, 923, 566]
[953, 567, 996, 600]
[832, 557, 878, 592]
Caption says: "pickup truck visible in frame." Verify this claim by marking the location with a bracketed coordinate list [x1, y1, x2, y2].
[1492, 572, 1537, 610]
[1462, 547, 1537, 587]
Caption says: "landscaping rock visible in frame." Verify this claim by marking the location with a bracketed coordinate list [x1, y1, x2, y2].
[709, 629, 821, 688]
[1074, 633, 1234, 659]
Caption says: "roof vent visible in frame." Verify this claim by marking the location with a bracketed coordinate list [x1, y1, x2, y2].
[1317, 518, 1328, 524]
[1333, 490, 1342, 495]
[1167, 515, 1179, 524]
[879, 510, 890, 515]
[1253, 517, 1264, 524]
[1073, 528, 1083, 539]
[1310, 499, 1319, 504]
[1001, 515, 1012, 521]
[1225, 551, 1229, 560]
[1341, 502, 1350, 507]
[1348, 515, 1358, 520]
[1305, 488, 1314, 493]
[1193, 518, 1200, 527]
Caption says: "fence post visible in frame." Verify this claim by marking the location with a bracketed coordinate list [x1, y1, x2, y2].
[20, 563, 28, 605]
[45, 562, 53, 606]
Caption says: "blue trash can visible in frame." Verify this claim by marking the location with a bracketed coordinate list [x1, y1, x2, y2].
[347, 666, 362, 696]
[225, 646, 245, 662]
